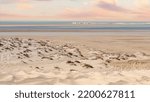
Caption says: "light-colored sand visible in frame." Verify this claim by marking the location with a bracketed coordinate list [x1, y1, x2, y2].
[0, 34, 150, 85]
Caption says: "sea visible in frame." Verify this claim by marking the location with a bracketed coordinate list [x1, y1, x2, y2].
[1, 21, 150, 32]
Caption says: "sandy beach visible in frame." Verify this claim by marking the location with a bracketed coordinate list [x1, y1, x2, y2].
[0, 32, 150, 85]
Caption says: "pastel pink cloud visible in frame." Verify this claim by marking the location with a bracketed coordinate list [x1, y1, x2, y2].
[1, 0, 150, 21]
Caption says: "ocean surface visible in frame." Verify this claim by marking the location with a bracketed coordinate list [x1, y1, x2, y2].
[0, 21, 150, 31]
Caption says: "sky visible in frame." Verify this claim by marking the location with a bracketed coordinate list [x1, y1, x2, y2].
[0, 0, 150, 21]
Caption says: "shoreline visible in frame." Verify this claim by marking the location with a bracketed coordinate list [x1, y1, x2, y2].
[1, 30, 150, 32]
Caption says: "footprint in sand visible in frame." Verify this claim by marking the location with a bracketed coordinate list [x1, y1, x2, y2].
[66, 61, 77, 66]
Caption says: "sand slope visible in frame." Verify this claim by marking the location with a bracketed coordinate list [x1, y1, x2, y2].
[0, 36, 150, 85]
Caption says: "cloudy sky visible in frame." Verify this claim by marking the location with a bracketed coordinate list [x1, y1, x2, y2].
[0, 0, 150, 21]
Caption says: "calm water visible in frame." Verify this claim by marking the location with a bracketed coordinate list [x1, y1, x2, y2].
[0, 21, 150, 31]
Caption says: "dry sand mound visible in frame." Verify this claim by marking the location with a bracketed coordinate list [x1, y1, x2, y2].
[0, 37, 150, 85]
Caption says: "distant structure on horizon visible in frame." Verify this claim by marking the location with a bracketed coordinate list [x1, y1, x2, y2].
[72, 21, 90, 25]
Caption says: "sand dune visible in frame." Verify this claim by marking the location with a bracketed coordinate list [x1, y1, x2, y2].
[0, 35, 150, 85]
